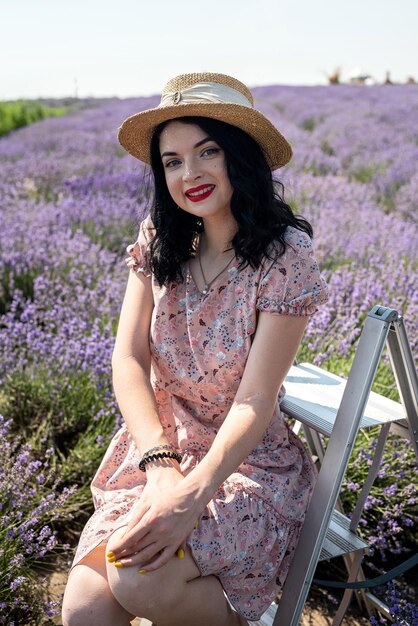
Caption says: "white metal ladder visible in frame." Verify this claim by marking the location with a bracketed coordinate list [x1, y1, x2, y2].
[265, 305, 418, 625]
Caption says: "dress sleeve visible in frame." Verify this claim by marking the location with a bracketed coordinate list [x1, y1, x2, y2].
[256, 228, 328, 316]
[125, 215, 155, 278]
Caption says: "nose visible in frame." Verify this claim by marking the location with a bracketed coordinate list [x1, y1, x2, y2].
[182, 158, 201, 183]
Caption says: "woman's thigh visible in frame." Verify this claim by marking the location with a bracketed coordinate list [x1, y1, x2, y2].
[106, 529, 201, 616]
[62, 544, 134, 626]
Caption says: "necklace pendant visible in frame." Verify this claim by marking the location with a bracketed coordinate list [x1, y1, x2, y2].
[202, 284, 209, 295]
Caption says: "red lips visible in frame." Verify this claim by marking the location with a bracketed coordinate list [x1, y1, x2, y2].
[185, 184, 215, 202]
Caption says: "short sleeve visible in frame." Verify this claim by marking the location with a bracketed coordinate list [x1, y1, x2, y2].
[125, 215, 155, 278]
[256, 228, 328, 316]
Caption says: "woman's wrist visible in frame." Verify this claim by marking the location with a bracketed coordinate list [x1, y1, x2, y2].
[145, 459, 184, 487]
[139, 445, 182, 472]
[144, 457, 182, 473]
[135, 433, 171, 457]
[180, 470, 216, 509]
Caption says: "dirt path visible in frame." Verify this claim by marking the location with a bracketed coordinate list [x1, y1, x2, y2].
[50, 571, 370, 625]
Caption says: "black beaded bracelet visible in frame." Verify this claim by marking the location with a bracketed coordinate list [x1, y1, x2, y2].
[139, 450, 183, 472]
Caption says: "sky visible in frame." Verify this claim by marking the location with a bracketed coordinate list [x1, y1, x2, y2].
[1, 0, 417, 100]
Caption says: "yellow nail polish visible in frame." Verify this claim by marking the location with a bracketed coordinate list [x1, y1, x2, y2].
[120, 530, 126, 539]
[106, 551, 115, 558]
[138, 568, 147, 574]
[114, 561, 123, 568]
[176, 548, 185, 560]
[107, 555, 116, 563]
[194, 520, 199, 529]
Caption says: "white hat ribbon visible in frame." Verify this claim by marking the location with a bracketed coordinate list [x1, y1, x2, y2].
[160, 82, 253, 108]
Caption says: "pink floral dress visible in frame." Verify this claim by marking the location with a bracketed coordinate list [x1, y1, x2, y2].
[72, 215, 328, 620]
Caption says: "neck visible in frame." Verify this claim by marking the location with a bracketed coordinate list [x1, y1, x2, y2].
[200, 215, 237, 256]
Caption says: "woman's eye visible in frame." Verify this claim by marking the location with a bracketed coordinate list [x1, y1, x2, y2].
[164, 159, 181, 168]
[202, 147, 220, 157]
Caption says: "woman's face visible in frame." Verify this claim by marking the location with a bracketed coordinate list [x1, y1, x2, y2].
[159, 121, 234, 222]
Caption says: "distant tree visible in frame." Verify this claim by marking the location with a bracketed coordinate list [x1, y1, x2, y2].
[384, 71, 393, 85]
[328, 67, 341, 84]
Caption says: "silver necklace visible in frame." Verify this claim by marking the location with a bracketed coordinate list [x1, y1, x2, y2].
[198, 251, 235, 295]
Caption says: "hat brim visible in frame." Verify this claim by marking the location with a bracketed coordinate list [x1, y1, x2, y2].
[118, 102, 292, 170]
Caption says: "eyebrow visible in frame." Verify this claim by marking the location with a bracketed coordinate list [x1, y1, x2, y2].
[161, 136, 213, 159]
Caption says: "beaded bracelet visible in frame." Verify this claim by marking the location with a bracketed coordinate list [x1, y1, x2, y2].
[138, 450, 183, 472]
[139, 444, 177, 468]
[141, 444, 176, 457]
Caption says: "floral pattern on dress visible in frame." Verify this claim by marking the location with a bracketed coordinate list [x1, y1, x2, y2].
[72, 215, 328, 620]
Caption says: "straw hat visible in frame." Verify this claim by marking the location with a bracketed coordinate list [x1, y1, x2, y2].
[118, 72, 292, 170]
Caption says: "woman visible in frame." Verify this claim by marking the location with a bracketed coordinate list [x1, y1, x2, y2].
[62, 72, 328, 626]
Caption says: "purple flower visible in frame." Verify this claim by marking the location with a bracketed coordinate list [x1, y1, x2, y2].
[9, 576, 26, 591]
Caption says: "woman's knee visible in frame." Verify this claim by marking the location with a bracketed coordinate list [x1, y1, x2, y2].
[61, 599, 90, 626]
[106, 562, 178, 616]
[62, 559, 126, 626]
[62, 577, 92, 626]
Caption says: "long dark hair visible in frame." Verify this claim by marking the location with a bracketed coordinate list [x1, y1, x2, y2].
[148, 116, 312, 286]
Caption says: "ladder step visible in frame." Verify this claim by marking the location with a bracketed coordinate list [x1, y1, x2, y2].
[283, 363, 406, 437]
[320, 510, 368, 561]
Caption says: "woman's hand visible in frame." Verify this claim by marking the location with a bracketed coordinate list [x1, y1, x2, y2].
[107, 465, 202, 571]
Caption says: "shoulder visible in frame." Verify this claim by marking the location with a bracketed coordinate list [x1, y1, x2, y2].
[282, 226, 314, 258]
[126, 215, 156, 277]
[285, 225, 313, 245]
[261, 227, 315, 272]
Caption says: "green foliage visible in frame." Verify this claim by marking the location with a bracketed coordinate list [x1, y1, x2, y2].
[301, 116, 325, 131]
[0, 264, 38, 315]
[3, 369, 104, 446]
[0, 368, 118, 540]
[0, 100, 68, 136]
[351, 162, 387, 183]
[0, 416, 75, 624]
[301, 117, 317, 131]
[320, 139, 335, 156]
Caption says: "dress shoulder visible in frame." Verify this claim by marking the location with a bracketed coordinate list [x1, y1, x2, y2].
[125, 215, 155, 278]
[256, 227, 328, 316]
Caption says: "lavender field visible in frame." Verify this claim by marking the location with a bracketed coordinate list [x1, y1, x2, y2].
[1, 84, 417, 624]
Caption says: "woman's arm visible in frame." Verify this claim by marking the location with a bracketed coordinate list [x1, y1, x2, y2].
[111, 270, 170, 455]
[181, 311, 309, 504]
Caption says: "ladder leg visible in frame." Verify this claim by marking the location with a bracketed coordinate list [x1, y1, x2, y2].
[274, 313, 391, 626]
[350, 422, 391, 531]
[387, 318, 418, 460]
[331, 550, 364, 626]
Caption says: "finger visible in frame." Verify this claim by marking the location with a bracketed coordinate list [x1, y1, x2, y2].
[176, 540, 187, 560]
[110, 511, 152, 556]
[176, 547, 185, 560]
[111, 542, 162, 569]
[106, 525, 129, 562]
[124, 504, 150, 537]
[138, 546, 174, 573]
[108, 531, 156, 562]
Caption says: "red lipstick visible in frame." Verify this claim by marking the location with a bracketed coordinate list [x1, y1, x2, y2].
[185, 184, 215, 202]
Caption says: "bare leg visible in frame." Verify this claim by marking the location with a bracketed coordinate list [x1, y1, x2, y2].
[165, 574, 250, 626]
[62, 544, 134, 626]
[106, 531, 249, 626]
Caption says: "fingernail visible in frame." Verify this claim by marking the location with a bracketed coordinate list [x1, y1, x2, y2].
[194, 520, 199, 529]
[120, 531, 126, 539]
[176, 548, 185, 560]
[138, 568, 147, 574]
[106, 551, 115, 558]
[114, 561, 124, 568]
[107, 555, 116, 563]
